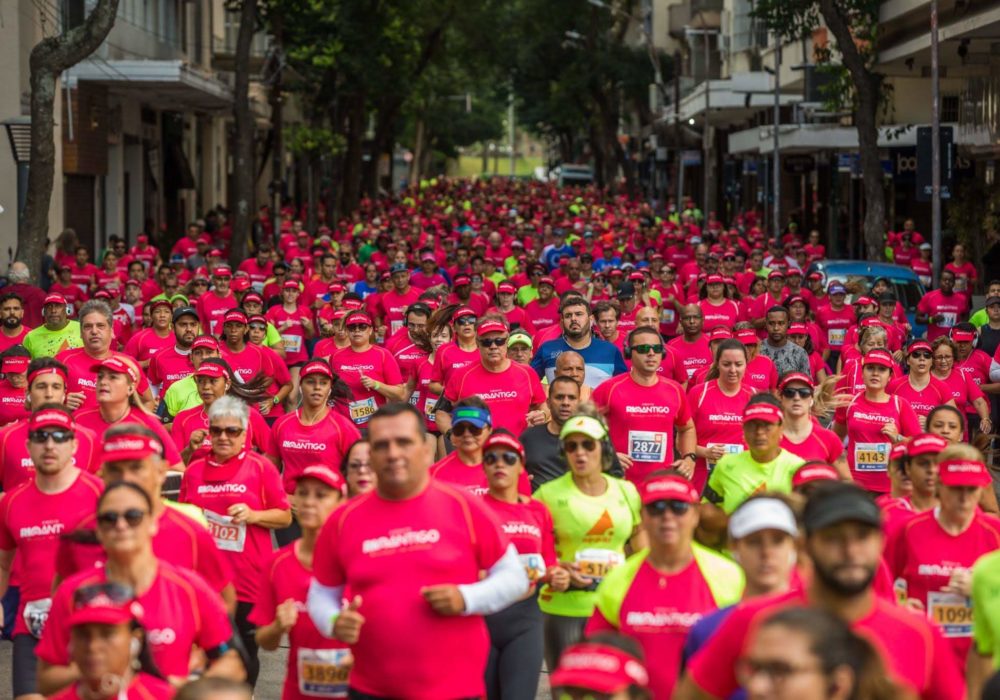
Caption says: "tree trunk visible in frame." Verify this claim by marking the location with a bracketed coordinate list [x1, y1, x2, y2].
[230, 0, 257, 267]
[410, 116, 425, 184]
[818, 0, 885, 261]
[20, 0, 120, 269]
[339, 92, 365, 215]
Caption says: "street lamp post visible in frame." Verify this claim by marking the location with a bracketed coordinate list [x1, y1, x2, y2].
[685, 28, 720, 220]
[930, 0, 942, 287]
[2, 117, 31, 242]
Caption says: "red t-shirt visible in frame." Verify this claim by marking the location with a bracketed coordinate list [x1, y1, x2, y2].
[780, 419, 845, 464]
[68, 263, 98, 291]
[249, 543, 352, 700]
[523, 298, 560, 331]
[36, 562, 234, 678]
[0, 419, 100, 491]
[665, 336, 712, 384]
[744, 354, 778, 393]
[147, 345, 193, 393]
[443, 361, 545, 435]
[179, 452, 290, 602]
[266, 304, 312, 364]
[917, 290, 970, 341]
[586, 558, 720, 699]
[430, 452, 531, 497]
[237, 258, 273, 287]
[936, 369, 984, 416]
[814, 303, 855, 350]
[480, 495, 557, 591]
[312, 481, 510, 699]
[686, 380, 754, 493]
[885, 510, 1000, 663]
[196, 291, 237, 336]
[123, 328, 174, 365]
[888, 376, 952, 420]
[0, 471, 103, 636]
[834, 394, 922, 492]
[0, 326, 29, 353]
[385, 332, 429, 384]
[271, 409, 362, 493]
[74, 405, 182, 467]
[429, 343, 480, 386]
[410, 359, 440, 433]
[47, 674, 175, 700]
[378, 287, 422, 335]
[329, 345, 403, 427]
[957, 349, 992, 391]
[698, 298, 742, 331]
[592, 373, 692, 484]
[172, 404, 276, 463]
[0, 380, 28, 427]
[56, 348, 151, 411]
[686, 588, 964, 698]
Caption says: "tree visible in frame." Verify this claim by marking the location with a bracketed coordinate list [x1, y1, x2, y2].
[752, 0, 886, 260]
[229, 0, 258, 266]
[19, 0, 120, 270]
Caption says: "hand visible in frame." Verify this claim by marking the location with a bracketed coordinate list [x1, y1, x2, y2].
[525, 410, 546, 427]
[275, 598, 299, 632]
[932, 314, 945, 324]
[547, 565, 571, 592]
[944, 568, 973, 597]
[65, 392, 86, 410]
[228, 503, 255, 525]
[334, 595, 365, 644]
[706, 444, 726, 462]
[903, 597, 926, 612]
[302, 318, 314, 331]
[420, 584, 466, 616]
[189, 429, 207, 451]
[359, 374, 377, 390]
[566, 563, 594, 590]
[880, 421, 899, 442]
[616, 452, 634, 471]
[981, 417, 994, 435]
[671, 455, 696, 479]
[258, 400, 272, 416]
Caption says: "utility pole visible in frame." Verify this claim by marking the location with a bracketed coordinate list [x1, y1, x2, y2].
[685, 27, 719, 218]
[508, 89, 516, 176]
[931, 0, 942, 287]
[773, 42, 782, 245]
[269, 14, 284, 243]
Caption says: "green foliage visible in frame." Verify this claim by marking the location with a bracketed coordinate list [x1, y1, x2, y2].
[285, 124, 344, 156]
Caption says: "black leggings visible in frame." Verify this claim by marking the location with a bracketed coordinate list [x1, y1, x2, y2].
[485, 597, 544, 700]
[348, 691, 478, 700]
[543, 613, 588, 673]
[235, 600, 260, 687]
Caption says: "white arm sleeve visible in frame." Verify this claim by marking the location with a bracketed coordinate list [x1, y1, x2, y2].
[457, 544, 529, 616]
[306, 580, 345, 638]
[990, 358, 1000, 383]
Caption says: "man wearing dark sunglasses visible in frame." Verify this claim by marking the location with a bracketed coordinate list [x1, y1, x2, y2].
[0, 404, 104, 700]
[585, 472, 744, 699]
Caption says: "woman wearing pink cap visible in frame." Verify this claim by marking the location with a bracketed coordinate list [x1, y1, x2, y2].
[265, 280, 314, 398]
[550, 633, 651, 700]
[250, 465, 351, 700]
[698, 274, 742, 332]
[930, 336, 992, 438]
[0, 349, 30, 427]
[885, 444, 1000, 663]
[888, 340, 955, 428]
[786, 322, 827, 382]
[881, 433, 948, 538]
[427, 305, 481, 396]
[778, 372, 847, 478]
[327, 311, 404, 428]
[733, 324, 777, 393]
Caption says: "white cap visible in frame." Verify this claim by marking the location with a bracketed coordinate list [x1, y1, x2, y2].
[919, 243, 932, 250]
[728, 497, 799, 540]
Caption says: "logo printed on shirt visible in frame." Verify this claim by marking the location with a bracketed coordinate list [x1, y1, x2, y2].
[502, 522, 542, 538]
[480, 390, 520, 400]
[361, 528, 441, 555]
[339, 364, 376, 372]
[852, 411, 894, 423]
[281, 440, 327, 451]
[583, 510, 615, 542]
[625, 610, 704, 628]
[625, 405, 672, 415]
[196, 483, 248, 495]
[19, 522, 64, 538]
[706, 414, 742, 422]
[918, 563, 961, 577]
[147, 628, 177, 645]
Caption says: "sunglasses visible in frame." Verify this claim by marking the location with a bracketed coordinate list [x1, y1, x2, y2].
[28, 429, 74, 444]
[484, 450, 521, 467]
[632, 343, 664, 355]
[96, 508, 148, 529]
[249, 324, 267, 331]
[454, 317, 477, 326]
[452, 423, 486, 438]
[193, 280, 209, 286]
[645, 500, 692, 516]
[73, 582, 135, 608]
[563, 438, 598, 453]
[781, 387, 812, 399]
[209, 426, 245, 438]
[346, 324, 371, 332]
[910, 351, 932, 360]
[478, 337, 509, 348]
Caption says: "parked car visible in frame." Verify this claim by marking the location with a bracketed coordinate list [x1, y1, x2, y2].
[807, 260, 927, 339]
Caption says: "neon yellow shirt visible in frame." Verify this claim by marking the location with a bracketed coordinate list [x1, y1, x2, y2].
[972, 550, 1000, 667]
[163, 375, 201, 417]
[705, 448, 804, 514]
[23, 321, 82, 358]
[534, 472, 641, 617]
[516, 284, 540, 306]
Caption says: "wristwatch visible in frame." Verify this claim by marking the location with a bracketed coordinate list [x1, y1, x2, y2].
[681, 452, 697, 462]
[272, 396, 280, 405]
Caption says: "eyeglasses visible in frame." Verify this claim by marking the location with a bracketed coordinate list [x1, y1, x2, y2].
[632, 343, 664, 355]
[209, 425, 245, 438]
[484, 451, 520, 467]
[478, 337, 509, 348]
[96, 508, 148, 529]
[28, 429, 74, 444]
[193, 280, 209, 286]
[249, 324, 267, 331]
[644, 500, 692, 516]
[563, 438, 598, 453]
[934, 355, 954, 362]
[781, 387, 812, 399]
[736, 658, 823, 687]
[455, 316, 477, 326]
[910, 351, 932, 360]
[452, 423, 486, 438]
[346, 324, 371, 332]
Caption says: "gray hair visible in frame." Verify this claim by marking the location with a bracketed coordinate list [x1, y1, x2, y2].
[7, 263, 29, 285]
[78, 299, 113, 324]
[207, 394, 249, 430]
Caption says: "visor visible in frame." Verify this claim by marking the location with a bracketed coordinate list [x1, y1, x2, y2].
[101, 433, 163, 462]
[191, 335, 220, 352]
[29, 408, 74, 431]
[951, 329, 975, 343]
[705, 274, 724, 285]
[497, 282, 517, 294]
[483, 433, 525, 461]
[454, 274, 472, 287]
[43, 294, 67, 307]
[194, 363, 226, 379]
[787, 322, 808, 335]
[91, 357, 139, 383]
[792, 463, 840, 488]
[477, 320, 509, 337]
[778, 372, 813, 390]
[938, 459, 991, 487]
[345, 312, 372, 327]
[862, 350, 894, 369]
[550, 643, 649, 694]
[242, 292, 264, 305]
[451, 406, 492, 429]
[907, 340, 932, 355]
[282, 280, 300, 291]
[640, 475, 699, 505]
[709, 327, 733, 342]
[736, 329, 760, 345]
[728, 497, 799, 539]
[212, 266, 232, 278]
[453, 307, 476, 322]
[294, 465, 347, 493]
[907, 433, 948, 457]
[744, 402, 782, 424]
[2, 356, 29, 374]
[223, 309, 248, 325]
[559, 415, 608, 441]
[301, 361, 334, 379]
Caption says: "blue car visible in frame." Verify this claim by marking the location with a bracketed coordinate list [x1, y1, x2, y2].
[806, 260, 928, 339]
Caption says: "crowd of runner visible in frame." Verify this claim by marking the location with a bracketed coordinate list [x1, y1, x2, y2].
[0, 177, 997, 698]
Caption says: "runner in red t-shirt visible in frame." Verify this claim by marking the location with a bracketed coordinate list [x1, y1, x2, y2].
[665, 305, 712, 384]
[195, 266, 237, 336]
[777, 372, 847, 476]
[329, 312, 405, 428]
[122, 298, 174, 368]
[917, 269, 970, 340]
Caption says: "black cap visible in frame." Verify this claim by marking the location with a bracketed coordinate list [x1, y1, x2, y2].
[617, 282, 636, 299]
[803, 483, 882, 534]
[172, 306, 199, 323]
[987, 296, 1000, 307]
[878, 292, 897, 303]
[390, 262, 409, 275]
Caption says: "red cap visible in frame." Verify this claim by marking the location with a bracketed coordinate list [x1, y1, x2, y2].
[194, 363, 227, 379]
[786, 267, 802, 276]
[539, 276, 555, 287]
[907, 433, 948, 457]
[301, 361, 334, 379]
[328, 283, 345, 293]
[778, 372, 813, 390]
[282, 280, 300, 291]
[808, 272, 823, 281]
[29, 408, 74, 431]
[767, 270, 785, 280]
[212, 266, 232, 278]
[223, 309, 248, 325]
[736, 329, 760, 345]
[242, 291, 264, 305]
[792, 463, 840, 488]
[137, 234, 149, 243]
[93, 290, 112, 300]
[786, 295, 807, 307]
[550, 643, 649, 694]
[484, 433, 525, 461]
[939, 459, 992, 487]
[497, 281, 517, 294]
[67, 593, 144, 629]
[247, 314, 267, 326]
[2, 355, 29, 374]
[908, 340, 932, 355]
[101, 433, 164, 462]
[628, 272, 644, 282]
[477, 320, 509, 337]
[854, 295, 875, 306]
[787, 322, 808, 335]
[891, 442, 908, 462]
[743, 402, 783, 424]
[294, 464, 347, 494]
[190, 332, 219, 351]
[43, 294, 67, 306]
[124, 279, 141, 287]
[345, 312, 372, 327]
[230, 277, 251, 293]
[862, 349, 894, 369]
[208, 248, 224, 258]
[148, 298, 172, 312]
[342, 298, 363, 311]
[640, 474, 699, 505]
[951, 329, 975, 343]
[709, 327, 733, 342]
[453, 307, 477, 321]
[454, 274, 472, 287]
[705, 273, 725, 285]
[91, 357, 139, 383]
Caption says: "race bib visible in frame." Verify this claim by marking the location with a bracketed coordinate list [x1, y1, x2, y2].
[707, 443, 743, 470]
[390, 319, 404, 335]
[854, 442, 890, 472]
[204, 510, 247, 553]
[827, 328, 846, 347]
[955, 277, 968, 292]
[660, 308, 675, 325]
[23, 597, 51, 639]
[575, 549, 624, 582]
[919, 275, 932, 288]
[297, 648, 351, 698]
[348, 397, 377, 425]
[939, 312, 958, 328]
[423, 395, 438, 423]
[928, 591, 973, 637]
[282, 333, 303, 354]
[519, 553, 546, 582]
[628, 431, 668, 463]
